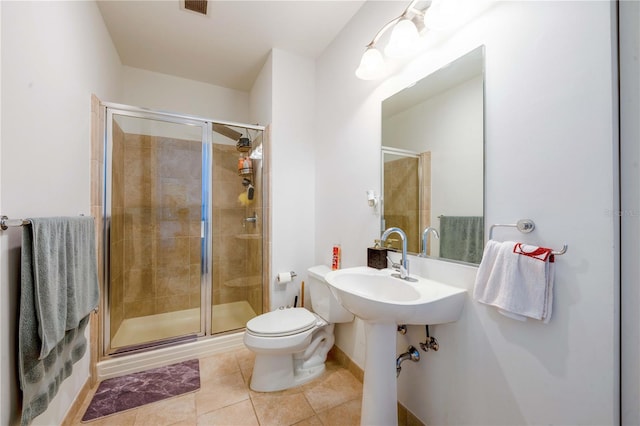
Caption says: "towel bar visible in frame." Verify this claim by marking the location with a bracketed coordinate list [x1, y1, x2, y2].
[1, 214, 87, 231]
[0, 215, 31, 230]
[489, 219, 567, 256]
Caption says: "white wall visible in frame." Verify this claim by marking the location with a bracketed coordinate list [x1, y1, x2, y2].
[316, 1, 618, 424]
[620, 1, 639, 424]
[249, 52, 273, 127]
[0, 2, 5, 424]
[269, 49, 316, 310]
[247, 48, 316, 312]
[0, 1, 122, 425]
[121, 66, 250, 126]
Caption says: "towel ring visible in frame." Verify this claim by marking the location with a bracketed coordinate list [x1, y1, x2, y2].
[488, 219, 534, 240]
[489, 219, 567, 256]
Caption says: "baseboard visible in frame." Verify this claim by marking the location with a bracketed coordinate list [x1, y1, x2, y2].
[60, 378, 91, 426]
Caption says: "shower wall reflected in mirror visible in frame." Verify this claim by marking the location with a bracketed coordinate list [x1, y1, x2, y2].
[104, 105, 265, 355]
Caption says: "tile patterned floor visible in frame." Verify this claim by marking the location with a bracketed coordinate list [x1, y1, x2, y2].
[69, 347, 363, 426]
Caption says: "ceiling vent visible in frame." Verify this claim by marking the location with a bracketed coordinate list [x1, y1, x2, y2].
[183, 0, 208, 16]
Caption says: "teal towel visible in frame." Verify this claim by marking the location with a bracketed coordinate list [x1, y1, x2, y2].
[28, 217, 99, 359]
[19, 217, 97, 425]
[439, 216, 484, 264]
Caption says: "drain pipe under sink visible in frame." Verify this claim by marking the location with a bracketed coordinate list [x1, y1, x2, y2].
[396, 345, 420, 377]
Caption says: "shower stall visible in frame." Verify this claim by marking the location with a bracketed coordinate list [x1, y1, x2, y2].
[101, 103, 266, 357]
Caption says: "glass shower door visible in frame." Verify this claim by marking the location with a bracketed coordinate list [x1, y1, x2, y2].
[210, 128, 264, 333]
[105, 108, 210, 354]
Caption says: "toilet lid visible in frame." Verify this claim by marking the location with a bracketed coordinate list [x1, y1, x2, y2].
[246, 308, 317, 337]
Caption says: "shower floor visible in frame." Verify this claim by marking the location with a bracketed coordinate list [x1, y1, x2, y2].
[111, 301, 257, 349]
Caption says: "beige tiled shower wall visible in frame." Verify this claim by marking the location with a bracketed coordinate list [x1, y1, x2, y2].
[212, 143, 263, 316]
[152, 136, 202, 315]
[110, 134, 264, 325]
[110, 133, 202, 322]
[383, 156, 420, 253]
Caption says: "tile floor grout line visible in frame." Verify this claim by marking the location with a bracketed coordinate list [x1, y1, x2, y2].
[301, 390, 328, 426]
[247, 389, 262, 425]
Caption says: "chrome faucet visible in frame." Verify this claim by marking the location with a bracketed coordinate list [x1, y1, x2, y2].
[380, 227, 413, 280]
[420, 227, 440, 258]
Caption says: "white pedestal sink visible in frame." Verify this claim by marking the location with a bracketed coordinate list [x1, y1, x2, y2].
[325, 267, 467, 426]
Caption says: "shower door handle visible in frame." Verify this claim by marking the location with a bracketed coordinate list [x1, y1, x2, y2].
[243, 213, 258, 224]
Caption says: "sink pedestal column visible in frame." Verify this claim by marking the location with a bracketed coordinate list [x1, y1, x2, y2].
[361, 322, 398, 426]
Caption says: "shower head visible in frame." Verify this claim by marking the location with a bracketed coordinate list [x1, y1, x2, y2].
[247, 184, 255, 200]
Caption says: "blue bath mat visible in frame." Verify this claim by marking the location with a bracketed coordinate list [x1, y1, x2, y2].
[81, 359, 200, 422]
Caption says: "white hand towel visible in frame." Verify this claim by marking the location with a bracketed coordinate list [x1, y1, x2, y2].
[473, 240, 554, 323]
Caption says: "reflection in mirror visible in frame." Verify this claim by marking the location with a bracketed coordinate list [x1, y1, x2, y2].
[381, 46, 484, 264]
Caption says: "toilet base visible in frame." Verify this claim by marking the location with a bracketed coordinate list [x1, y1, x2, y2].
[249, 353, 326, 392]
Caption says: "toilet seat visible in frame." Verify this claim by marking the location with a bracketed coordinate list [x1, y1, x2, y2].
[246, 308, 318, 337]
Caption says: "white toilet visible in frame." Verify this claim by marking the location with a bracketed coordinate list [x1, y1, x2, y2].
[243, 265, 354, 392]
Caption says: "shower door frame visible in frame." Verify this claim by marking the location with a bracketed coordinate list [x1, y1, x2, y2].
[101, 102, 266, 357]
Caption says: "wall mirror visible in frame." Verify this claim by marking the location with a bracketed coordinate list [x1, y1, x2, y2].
[381, 45, 485, 264]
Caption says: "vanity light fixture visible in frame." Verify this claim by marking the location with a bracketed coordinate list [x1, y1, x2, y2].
[355, 0, 475, 80]
[355, 0, 431, 80]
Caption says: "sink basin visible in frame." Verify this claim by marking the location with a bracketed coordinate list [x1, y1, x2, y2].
[325, 266, 467, 426]
[325, 266, 466, 325]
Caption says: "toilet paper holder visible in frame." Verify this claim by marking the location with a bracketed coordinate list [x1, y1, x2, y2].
[276, 271, 297, 283]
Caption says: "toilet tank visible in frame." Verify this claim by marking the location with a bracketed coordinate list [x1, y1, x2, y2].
[307, 265, 354, 323]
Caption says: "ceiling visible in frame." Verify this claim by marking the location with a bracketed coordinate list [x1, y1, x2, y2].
[97, 0, 366, 92]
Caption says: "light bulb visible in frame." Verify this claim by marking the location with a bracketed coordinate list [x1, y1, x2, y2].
[384, 18, 420, 58]
[355, 46, 384, 80]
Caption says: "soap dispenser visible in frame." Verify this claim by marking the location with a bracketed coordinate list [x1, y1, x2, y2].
[367, 239, 387, 270]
